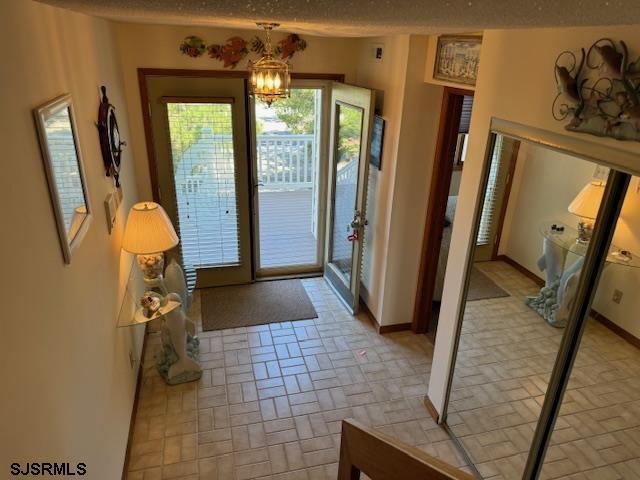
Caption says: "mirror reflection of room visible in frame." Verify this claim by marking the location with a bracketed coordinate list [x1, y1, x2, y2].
[447, 134, 640, 478]
[44, 107, 88, 241]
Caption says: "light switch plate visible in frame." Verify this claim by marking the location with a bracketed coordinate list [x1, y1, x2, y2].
[104, 191, 119, 234]
[370, 43, 384, 62]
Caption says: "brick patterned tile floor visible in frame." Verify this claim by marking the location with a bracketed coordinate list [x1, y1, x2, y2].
[126, 277, 468, 479]
[448, 261, 640, 480]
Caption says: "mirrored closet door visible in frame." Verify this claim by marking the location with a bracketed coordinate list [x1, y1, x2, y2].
[442, 123, 638, 479]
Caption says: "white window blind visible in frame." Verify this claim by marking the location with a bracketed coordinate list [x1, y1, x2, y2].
[166, 102, 240, 269]
[458, 95, 474, 134]
[477, 135, 510, 246]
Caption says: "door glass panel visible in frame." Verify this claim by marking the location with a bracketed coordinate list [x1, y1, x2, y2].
[539, 175, 640, 479]
[445, 135, 606, 478]
[254, 88, 322, 269]
[166, 102, 240, 270]
[329, 103, 364, 284]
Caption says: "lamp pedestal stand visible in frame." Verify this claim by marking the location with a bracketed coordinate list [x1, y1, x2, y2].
[137, 253, 168, 295]
[156, 293, 201, 385]
[576, 220, 594, 244]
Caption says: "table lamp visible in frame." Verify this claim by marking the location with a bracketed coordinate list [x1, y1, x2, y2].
[568, 180, 605, 243]
[122, 201, 179, 294]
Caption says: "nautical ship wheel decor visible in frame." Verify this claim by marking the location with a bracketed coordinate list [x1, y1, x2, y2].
[97, 86, 126, 187]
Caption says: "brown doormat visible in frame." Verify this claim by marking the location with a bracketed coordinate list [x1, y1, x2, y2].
[467, 267, 510, 301]
[201, 279, 317, 331]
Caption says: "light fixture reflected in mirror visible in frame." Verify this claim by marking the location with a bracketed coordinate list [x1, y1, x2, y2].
[568, 180, 605, 243]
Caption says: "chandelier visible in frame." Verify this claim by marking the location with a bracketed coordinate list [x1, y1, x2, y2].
[248, 23, 291, 106]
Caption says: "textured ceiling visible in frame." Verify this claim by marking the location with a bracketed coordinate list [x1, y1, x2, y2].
[37, 0, 640, 36]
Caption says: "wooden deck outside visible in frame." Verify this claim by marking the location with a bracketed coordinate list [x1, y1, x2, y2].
[179, 188, 318, 271]
[257, 189, 318, 268]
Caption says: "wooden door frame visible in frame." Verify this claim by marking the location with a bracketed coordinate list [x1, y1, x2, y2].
[412, 87, 473, 334]
[489, 140, 520, 260]
[138, 68, 344, 284]
[138, 68, 345, 204]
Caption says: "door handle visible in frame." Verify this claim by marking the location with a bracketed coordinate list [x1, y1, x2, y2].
[350, 210, 368, 230]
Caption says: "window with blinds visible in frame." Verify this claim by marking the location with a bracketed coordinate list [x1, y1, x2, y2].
[166, 102, 240, 269]
[477, 135, 509, 246]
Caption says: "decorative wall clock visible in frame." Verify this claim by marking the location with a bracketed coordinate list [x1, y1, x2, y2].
[97, 86, 126, 187]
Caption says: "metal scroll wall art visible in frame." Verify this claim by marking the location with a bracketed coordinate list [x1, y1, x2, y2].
[179, 33, 307, 69]
[553, 38, 640, 142]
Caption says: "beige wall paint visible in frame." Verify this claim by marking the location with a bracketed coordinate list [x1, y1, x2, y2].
[355, 35, 443, 326]
[429, 25, 640, 416]
[356, 35, 411, 320]
[500, 143, 640, 339]
[113, 22, 362, 201]
[379, 37, 444, 326]
[0, 1, 141, 475]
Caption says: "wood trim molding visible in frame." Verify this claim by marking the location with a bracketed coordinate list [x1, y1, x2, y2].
[359, 298, 412, 334]
[491, 141, 520, 260]
[160, 96, 235, 104]
[496, 255, 640, 349]
[495, 255, 544, 287]
[379, 323, 412, 334]
[338, 419, 474, 480]
[122, 326, 148, 479]
[423, 395, 440, 423]
[137, 68, 345, 203]
[413, 87, 474, 334]
[591, 310, 640, 349]
[138, 68, 345, 82]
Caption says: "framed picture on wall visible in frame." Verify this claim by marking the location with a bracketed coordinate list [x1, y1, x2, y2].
[370, 115, 385, 170]
[434, 35, 482, 86]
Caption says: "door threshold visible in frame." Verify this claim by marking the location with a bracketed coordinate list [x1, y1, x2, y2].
[255, 271, 323, 282]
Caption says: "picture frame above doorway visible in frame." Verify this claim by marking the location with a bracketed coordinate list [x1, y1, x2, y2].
[434, 35, 482, 86]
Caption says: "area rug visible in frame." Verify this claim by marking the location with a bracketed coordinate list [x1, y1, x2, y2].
[467, 267, 510, 301]
[201, 279, 317, 331]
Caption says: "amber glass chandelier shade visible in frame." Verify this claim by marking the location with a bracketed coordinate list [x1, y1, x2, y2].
[248, 23, 291, 106]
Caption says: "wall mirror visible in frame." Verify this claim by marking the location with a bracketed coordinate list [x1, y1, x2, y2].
[441, 120, 639, 478]
[34, 94, 92, 264]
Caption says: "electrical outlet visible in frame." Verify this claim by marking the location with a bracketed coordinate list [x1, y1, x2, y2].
[129, 349, 136, 369]
[612, 289, 623, 304]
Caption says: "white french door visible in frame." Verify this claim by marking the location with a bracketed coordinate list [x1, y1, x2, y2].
[324, 83, 376, 313]
[250, 80, 331, 276]
[147, 76, 252, 288]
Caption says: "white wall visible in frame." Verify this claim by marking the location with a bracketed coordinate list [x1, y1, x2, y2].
[378, 37, 444, 326]
[500, 142, 640, 339]
[356, 35, 444, 326]
[355, 35, 411, 320]
[429, 25, 640, 416]
[0, 1, 141, 476]
[113, 23, 363, 201]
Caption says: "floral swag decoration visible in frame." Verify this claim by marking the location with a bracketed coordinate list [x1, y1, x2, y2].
[553, 38, 640, 142]
[179, 33, 307, 69]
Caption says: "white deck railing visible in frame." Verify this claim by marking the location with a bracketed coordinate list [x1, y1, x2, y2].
[256, 134, 315, 190]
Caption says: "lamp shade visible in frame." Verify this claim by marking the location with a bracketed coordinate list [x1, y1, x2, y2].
[568, 181, 605, 220]
[122, 202, 179, 254]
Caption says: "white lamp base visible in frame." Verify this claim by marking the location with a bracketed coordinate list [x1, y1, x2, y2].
[137, 253, 168, 295]
[576, 220, 594, 244]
